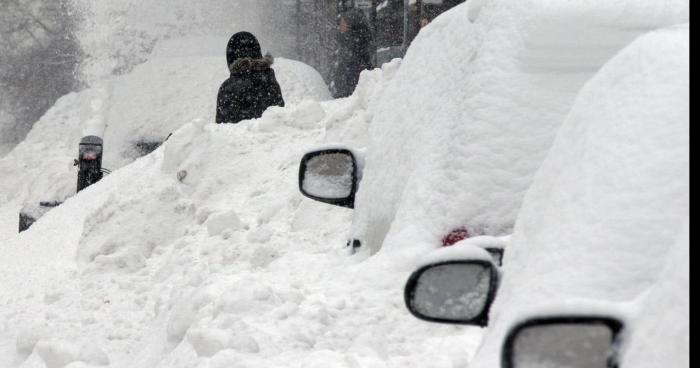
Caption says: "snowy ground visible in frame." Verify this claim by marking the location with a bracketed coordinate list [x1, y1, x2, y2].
[0, 0, 689, 367]
[0, 115, 482, 368]
[0, 37, 481, 368]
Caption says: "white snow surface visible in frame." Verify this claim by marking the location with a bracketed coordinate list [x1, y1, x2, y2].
[622, 219, 690, 368]
[0, 39, 479, 368]
[469, 25, 690, 368]
[0, 1, 690, 367]
[349, 0, 689, 256]
[0, 38, 330, 208]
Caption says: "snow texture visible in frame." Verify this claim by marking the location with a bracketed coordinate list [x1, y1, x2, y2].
[0, 38, 330, 210]
[348, 0, 688, 257]
[469, 24, 690, 368]
[0, 0, 689, 367]
[0, 39, 478, 368]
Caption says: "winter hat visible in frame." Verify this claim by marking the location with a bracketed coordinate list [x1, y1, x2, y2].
[226, 32, 263, 67]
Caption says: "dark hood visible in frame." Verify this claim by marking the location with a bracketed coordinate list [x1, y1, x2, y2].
[226, 32, 263, 68]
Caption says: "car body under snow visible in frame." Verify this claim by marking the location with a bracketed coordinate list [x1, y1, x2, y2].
[301, 2, 688, 367]
[299, 0, 688, 258]
[404, 24, 689, 368]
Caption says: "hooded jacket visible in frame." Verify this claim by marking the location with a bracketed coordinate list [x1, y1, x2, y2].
[333, 9, 374, 99]
[216, 32, 285, 124]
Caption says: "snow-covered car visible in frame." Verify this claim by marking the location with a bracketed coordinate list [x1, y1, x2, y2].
[299, 0, 688, 257]
[414, 24, 688, 368]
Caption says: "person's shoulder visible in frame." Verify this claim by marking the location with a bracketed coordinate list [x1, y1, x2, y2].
[265, 67, 278, 78]
[219, 75, 245, 89]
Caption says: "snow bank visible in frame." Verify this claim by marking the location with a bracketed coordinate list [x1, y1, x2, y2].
[0, 45, 477, 368]
[0, 38, 330, 209]
[0, 1, 689, 367]
[622, 219, 689, 368]
[349, 0, 689, 256]
[469, 24, 689, 368]
[0, 107, 483, 368]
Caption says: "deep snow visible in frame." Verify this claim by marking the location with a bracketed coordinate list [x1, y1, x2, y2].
[0, 0, 690, 367]
[348, 0, 689, 257]
[468, 24, 690, 368]
[0, 37, 330, 210]
[0, 36, 479, 368]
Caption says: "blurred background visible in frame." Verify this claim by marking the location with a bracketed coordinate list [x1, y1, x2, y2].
[0, 0, 455, 155]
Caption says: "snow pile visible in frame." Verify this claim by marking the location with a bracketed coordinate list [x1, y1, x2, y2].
[0, 97, 482, 368]
[622, 219, 689, 368]
[469, 24, 690, 368]
[349, 0, 689, 255]
[320, 59, 402, 149]
[0, 110, 18, 158]
[0, 38, 475, 368]
[0, 37, 330, 210]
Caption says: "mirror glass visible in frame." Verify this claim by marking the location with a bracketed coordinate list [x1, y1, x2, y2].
[512, 323, 616, 368]
[302, 153, 354, 199]
[410, 263, 492, 321]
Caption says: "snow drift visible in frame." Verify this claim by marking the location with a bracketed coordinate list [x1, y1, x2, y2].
[0, 37, 330, 211]
[0, 0, 690, 367]
[349, 0, 689, 256]
[0, 43, 477, 368]
[469, 24, 690, 368]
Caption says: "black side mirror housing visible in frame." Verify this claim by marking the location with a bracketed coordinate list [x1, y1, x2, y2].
[502, 316, 625, 368]
[404, 259, 500, 327]
[299, 148, 359, 209]
[485, 247, 505, 267]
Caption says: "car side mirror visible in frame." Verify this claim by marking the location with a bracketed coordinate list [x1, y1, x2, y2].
[299, 149, 358, 209]
[502, 316, 625, 368]
[77, 135, 104, 192]
[404, 260, 500, 326]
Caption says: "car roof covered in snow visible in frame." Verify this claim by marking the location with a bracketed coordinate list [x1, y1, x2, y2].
[468, 24, 689, 368]
[347, 0, 689, 256]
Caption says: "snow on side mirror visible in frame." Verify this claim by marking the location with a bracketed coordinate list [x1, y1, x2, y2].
[299, 149, 358, 209]
[502, 316, 625, 368]
[404, 260, 500, 326]
[77, 136, 105, 193]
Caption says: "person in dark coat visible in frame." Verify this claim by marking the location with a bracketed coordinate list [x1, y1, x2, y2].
[216, 32, 285, 124]
[333, 9, 374, 99]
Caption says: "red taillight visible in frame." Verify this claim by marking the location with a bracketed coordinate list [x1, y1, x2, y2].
[82, 152, 98, 160]
[442, 227, 471, 247]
